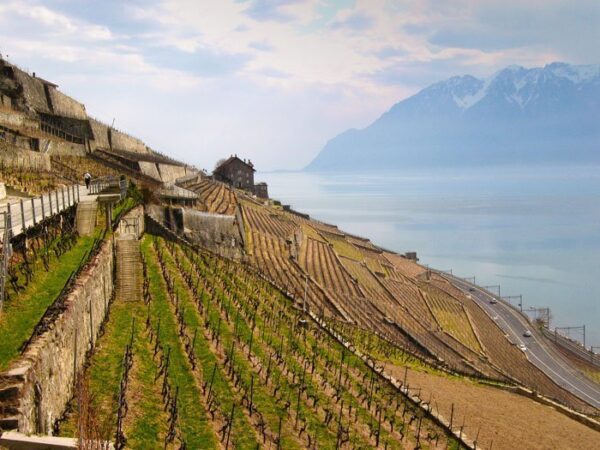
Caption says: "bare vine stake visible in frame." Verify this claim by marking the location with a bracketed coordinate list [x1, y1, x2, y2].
[376, 405, 382, 447]
[191, 327, 197, 351]
[224, 403, 235, 450]
[249, 374, 254, 417]
[337, 348, 345, 394]
[335, 400, 344, 450]
[276, 415, 283, 450]
[247, 326, 254, 359]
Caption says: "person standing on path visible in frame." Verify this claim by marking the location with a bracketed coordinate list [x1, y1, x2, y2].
[84, 172, 92, 190]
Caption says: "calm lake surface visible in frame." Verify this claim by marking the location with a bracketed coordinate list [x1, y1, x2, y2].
[258, 166, 600, 346]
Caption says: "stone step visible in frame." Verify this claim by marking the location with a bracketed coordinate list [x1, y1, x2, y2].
[0, 404, 19, 416]
[116, 237, 142, 302]
[0, 415, 19, 430]
[0, 384, 20, 402]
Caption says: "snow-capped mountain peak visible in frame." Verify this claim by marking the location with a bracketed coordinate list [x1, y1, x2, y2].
[307, 61, 600, 171]
[447, 62, 600, 110]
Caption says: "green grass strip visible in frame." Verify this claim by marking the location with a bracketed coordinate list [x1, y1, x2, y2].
[0, 231, 100, 371]
[142, 236, 218, 448]
[124, 302, 170, 447]
[160, 241, 268, 449]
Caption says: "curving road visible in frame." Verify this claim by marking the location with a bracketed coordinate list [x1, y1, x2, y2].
[441, 273, 600, 410]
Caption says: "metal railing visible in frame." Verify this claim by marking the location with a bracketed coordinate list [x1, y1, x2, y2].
[89, 176, 128, 199]
[541, 327, 600, 367]
[0, 185, 81, 238]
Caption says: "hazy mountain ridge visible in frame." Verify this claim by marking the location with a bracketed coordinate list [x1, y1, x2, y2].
[306, 62, 600, 171]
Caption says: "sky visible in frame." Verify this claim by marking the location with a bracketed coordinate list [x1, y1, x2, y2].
[0, 0, 598, 171]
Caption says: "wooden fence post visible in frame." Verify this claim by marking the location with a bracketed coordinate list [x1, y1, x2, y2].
[31, 198, 36, 225]
[6, 203, 12, 236]
[19, 199, 25, 233]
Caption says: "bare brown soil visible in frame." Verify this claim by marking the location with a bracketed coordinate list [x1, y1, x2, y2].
[384, 363, 600, 450]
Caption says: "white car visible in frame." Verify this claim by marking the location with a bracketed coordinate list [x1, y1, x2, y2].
[518, 344, 527, 352]
[490, 298, 497, 304]
[523, 330, 532, 337]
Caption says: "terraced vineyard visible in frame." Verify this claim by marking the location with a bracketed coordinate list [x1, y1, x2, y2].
[235, 196, 599, 414]
[51, 155, 120, 182]
[419, 283, 483, 355]
[322, 232, 364, 261]
[62, 233, 460, 449]
[298, 237, 361, 297]
[242, 202, 297, 239]
[0, 164, 68, 195]
[184, 178, 238, 215]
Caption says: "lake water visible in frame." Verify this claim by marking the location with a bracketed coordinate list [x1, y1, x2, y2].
[258, 166, 600, 346]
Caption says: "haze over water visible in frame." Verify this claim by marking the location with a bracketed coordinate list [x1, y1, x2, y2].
[260, 165, 600, 346]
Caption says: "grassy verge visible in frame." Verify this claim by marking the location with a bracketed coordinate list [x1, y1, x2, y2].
[158, 240, 263, 449]
[0, 229, 100, 371]
[142, 237, 218, 448]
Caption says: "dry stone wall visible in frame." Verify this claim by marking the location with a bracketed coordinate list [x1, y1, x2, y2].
[89, 119, 110, 149]
[0, 148, 51, 171]
[138, 161, 162, 180]
[0, 109, 38, 129]
[43, 139, 87, 157]
[0, 240, 114, 434]
[110, 129, 147, 154]
[0, 94, 12, 108]
[47, 90, 86, 120]
[146, 204, 243, 258]
[12, 69, 50, 114]
[157, 164, 187, 183]
[116, 205, 145, 238]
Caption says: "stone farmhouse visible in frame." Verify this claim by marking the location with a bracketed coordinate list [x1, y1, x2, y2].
[213, 155, 268, 198]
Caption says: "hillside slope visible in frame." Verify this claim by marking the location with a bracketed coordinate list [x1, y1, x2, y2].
[237, 194, 597, 415]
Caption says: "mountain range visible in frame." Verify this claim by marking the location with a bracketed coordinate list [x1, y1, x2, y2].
[305, 62, 600, 171]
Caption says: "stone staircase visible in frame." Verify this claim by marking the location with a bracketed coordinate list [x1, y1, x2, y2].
[75, 200, 97, 236]
[116, 237, 142, 302]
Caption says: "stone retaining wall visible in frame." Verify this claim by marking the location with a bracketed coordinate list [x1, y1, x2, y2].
[89, 119, 110, 149]
[138, 161, 161, 180]
[146, 204, 243, 259]
[42, 139, 87, 157]
[12, 69, 50, 115]
[47, 90, 87, 120]
[0, 239, 114, 434]
[157, 164, 186, 183]
[110, 129, 147, 154]
[0, 148, 51, 171]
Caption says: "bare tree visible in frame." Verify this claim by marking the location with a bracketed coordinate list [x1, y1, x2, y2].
[214, 159, 226, 170]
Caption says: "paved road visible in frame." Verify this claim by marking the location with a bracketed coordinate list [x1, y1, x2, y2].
[442, 273, 600, 409]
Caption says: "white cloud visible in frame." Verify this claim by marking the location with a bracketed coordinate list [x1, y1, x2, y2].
[0, 0, 597, 170]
